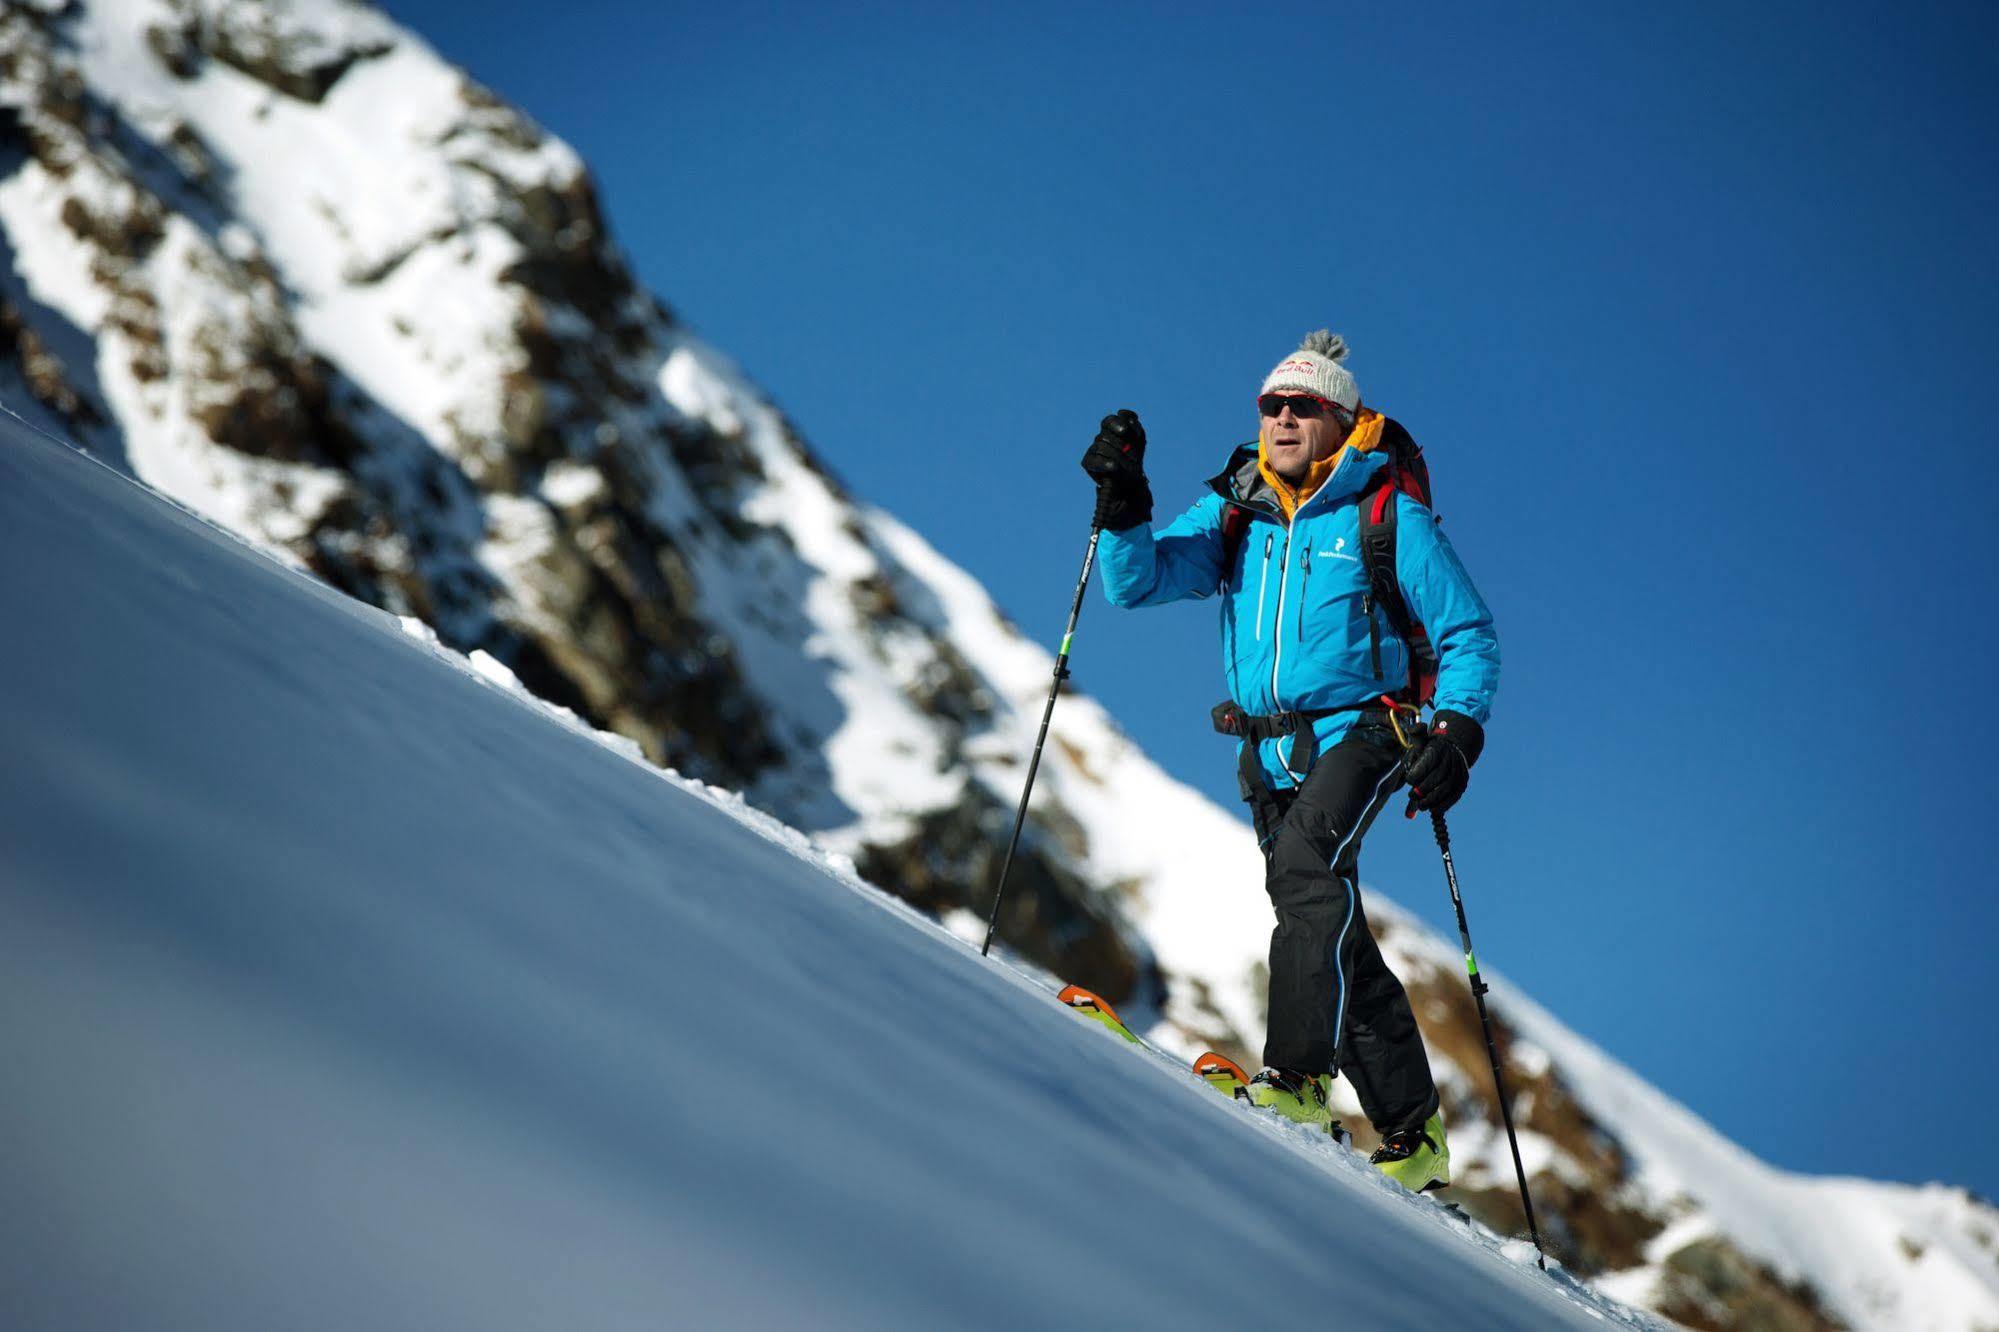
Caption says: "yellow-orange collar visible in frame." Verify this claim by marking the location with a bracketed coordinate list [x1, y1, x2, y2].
[1257, 409, 1384, 519]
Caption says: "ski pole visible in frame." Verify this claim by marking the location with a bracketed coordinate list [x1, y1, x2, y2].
[1382, 700, 1547, 1271]
[1429, 808, 1548, 1271]
[981, 527, 1103, 958]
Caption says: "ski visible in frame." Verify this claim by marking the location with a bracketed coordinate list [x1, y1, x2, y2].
[1059, 986, 1463, 1220]
[1056, 984, 1153, 1049]
[1055, 989, 1263, 1099]
[1193, 1049, 1254, 1100]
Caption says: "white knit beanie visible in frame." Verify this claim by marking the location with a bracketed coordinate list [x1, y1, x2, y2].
[1259, 329, 1360, 415]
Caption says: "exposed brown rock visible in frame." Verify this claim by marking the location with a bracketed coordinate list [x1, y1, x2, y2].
[853, 793, 1153, 1007]
[1372, 913, 1665, 1274]
[1655, 1235, 1847, 1331]
[192, 0, 392, 104]
[188, 334, 326, 463]
[161, 120, 219, 188]
[1052, 734, 1105, 786]
[541, 494, 782, 786]
[1, 9, 87, 137]
[847, 571, 901, 623]
[59, 184, 163, 255]
[903, 637, 995, 737]
[144, 17, 201, 80]
[104, 279, 167, 384]
[1163, 973, 1245, 1059]
[0, 300, 99, 426]
[455, 79, 543, 155]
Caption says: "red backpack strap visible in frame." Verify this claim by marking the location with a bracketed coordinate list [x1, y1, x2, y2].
[1357, 479, 1440, 706]
[1217, 501, 1254, 593]
[1369, 482, 1395, 526]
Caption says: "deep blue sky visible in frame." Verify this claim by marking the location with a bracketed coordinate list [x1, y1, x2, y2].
[387, 1, 1999, 1197]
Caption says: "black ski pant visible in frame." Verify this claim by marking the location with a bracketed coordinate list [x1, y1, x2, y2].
[1243, 719, 1441, 1139]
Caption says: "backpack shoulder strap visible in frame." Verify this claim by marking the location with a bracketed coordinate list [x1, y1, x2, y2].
[1216, 500, 1254, 593]
[1358, 479, 1408, 631]
[1357, 478, 1440, 704]
[1205, 442, 1267, 593]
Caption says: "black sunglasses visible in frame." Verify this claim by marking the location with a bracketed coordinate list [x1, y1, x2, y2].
[1257, 393, 1342, 421]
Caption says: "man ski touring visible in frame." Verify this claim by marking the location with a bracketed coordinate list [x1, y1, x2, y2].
[1080, 330, 1500, 1193]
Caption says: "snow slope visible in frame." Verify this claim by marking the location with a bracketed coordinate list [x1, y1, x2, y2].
[0, 420, 1656, 1329]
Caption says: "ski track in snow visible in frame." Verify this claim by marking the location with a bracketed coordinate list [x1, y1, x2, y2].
[0, 420, 1658, 1329]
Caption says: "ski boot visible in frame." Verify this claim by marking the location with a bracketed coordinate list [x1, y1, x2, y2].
[1370, 1111, 1450, 1193]
[1247, 1067, 1346, 1140]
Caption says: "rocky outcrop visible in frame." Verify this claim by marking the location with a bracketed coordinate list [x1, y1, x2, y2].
[852, 793, 1154, 1007]
[146, 0, 394, 104]
[1655, 1238, 1848, 1332]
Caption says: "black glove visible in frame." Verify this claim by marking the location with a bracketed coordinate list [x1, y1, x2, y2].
[1080, 409, 1153, 531]
[1402, 710, 1485, 816]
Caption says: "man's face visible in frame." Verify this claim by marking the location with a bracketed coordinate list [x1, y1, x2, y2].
[1259, 395, 1352, 484]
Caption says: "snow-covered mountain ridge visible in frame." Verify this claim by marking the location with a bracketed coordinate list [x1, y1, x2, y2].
[3, 3, 1997, 1327]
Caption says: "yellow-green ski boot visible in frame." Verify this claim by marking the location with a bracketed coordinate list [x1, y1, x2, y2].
[1370, 1111, 1450, 1193]
[1247, 1067, 1344, 1138]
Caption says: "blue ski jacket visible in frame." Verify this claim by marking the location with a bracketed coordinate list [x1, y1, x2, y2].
[1098, 440, 1500, 791]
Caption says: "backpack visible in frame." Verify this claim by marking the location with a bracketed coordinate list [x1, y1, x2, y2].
[1217, 416, 1439, 706]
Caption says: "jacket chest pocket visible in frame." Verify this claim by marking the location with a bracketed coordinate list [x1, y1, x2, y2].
[1293, 529, 1372, 653]
[1226, 530, 1279, 654]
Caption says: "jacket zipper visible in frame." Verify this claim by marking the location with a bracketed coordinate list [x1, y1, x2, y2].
[1270, 489, 1335, 706]
[1254, 533, 1273, 640]
[1270, 531, 1292, 703]
[1363, 592, 1383, 680]
[1298, 547, 1311, 641]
